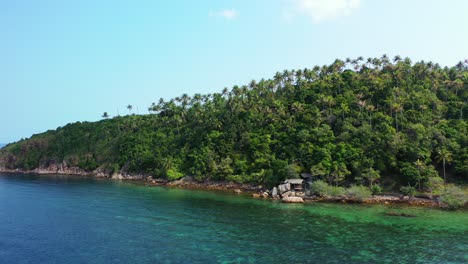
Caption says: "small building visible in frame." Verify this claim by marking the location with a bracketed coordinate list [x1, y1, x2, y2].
[284, 178, 304, 191]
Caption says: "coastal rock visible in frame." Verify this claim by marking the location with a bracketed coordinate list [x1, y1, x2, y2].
[111, 173, 124, 180]
[282, 197, 304, 203]
[278, 183, 291, 193]
[234, 189, 242, 194]
[281, 191, 292, 198]
[295, 192, 305, 198]
[272, 187, 278, 198]
[252, 193, 261, 198]
[147, 176, 153, 181]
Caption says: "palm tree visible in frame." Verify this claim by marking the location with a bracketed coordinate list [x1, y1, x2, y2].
[392, 102, 403, 132]
[222, 87, 229, 98]
[127, 105, 133, 114]
[181, 93, 190, 109]
[413, 159, 425, 190]
[365, 104, 375, 127]
[436, 148, 452, 184]
[273, 72, 283, 89]
[393, 55, 402, 63]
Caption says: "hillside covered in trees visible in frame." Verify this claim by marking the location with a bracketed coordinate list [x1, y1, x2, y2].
[1, 56, 467, 191]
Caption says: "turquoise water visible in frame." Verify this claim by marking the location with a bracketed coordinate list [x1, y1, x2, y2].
[0, 173, 466, 263]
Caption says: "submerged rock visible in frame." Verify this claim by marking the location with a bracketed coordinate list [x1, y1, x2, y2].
[385, 212, 417, 217]
[282, 197, 304, 203]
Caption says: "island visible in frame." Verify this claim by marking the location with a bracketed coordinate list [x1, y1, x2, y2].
[1, 56, 467, 209]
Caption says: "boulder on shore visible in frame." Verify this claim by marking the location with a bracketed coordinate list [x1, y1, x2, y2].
[111, 173, 124, 180]
[272, 187, 278, 198]
[278, 183, 291, 193]
[282, 197, 304, 203]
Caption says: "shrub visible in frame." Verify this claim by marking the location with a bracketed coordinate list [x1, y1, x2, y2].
[310, 180, 345, 197]
[227, 174, 250, 184]
[346, 185, 372, 201]
[426, 177, 444, 194]
[400, 186, 416, 197]
[166, 168, 184, 181]
[370, 184, 382, 195]
[440, 186, 468, 209]
[310, 180, 329, 196]
[112, 163, 120, 174]
[328, 186, 346, 196]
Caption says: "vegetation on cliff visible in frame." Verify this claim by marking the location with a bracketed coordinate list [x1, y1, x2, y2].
[1, 56, 467, 192]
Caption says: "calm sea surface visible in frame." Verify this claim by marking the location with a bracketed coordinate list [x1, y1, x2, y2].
[0, 173, 466, 263]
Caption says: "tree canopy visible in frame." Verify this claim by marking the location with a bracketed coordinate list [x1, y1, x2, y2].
[1, 56, 467, 189]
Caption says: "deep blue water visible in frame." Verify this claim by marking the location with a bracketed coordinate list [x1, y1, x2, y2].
[0, 173, 467, 263]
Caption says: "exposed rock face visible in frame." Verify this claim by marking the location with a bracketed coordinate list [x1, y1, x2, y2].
[0, 162, 150, 180]
[111, 173, 124, 180]
[282, 197, 304, 203]
[281, 191, 292, 198]
[272, 187, 278, 198]
[295, 192, 305, 198]
[278, 183, 291, 193]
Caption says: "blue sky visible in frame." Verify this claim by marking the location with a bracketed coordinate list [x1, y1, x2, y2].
[1, 0, 467, 143]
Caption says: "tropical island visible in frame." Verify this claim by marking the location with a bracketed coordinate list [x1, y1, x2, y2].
[1, 56, 467, 208]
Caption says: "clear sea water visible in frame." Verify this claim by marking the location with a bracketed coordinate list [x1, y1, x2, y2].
[0, 173, 466, 264]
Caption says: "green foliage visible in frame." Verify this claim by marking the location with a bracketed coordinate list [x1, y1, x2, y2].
[361, 168, 381, 186]
[328, 186, 346, 197]
[112, 164, 120, 174]
[166, 168, 184, 181]
[400, 186, 416, 197]
[426, 176, 444, 194]
[310, 180, 330, 196]
[0, 56, 467, 190]
[370, 184, 382, 195]
[227, 174, 250, 184]
[310, 180, 345, 197]
[285, 164, 301, 179]
[440, 186, 468, 209]
[346, 185, 372, 201]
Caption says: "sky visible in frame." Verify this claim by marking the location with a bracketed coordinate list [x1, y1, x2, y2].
[1, 0, 467, 143]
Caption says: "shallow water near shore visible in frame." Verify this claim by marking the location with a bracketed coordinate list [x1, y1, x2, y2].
[0, 173, 466, 263]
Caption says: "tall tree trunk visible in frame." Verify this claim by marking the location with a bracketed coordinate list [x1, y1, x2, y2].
[443, 158, 446, 184]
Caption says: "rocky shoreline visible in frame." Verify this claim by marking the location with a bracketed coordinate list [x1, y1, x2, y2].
[0, 167, 454, 209]
[135, 175, 443, 208]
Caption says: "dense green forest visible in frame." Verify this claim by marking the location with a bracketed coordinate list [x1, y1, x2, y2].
[1, 56, 467, 191]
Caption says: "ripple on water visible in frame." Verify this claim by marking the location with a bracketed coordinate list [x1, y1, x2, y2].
[0, 173, 467, 264]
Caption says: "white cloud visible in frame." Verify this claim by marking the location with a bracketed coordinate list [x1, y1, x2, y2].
[295, 0, 362, 22]
[209, 9, 238, 20]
